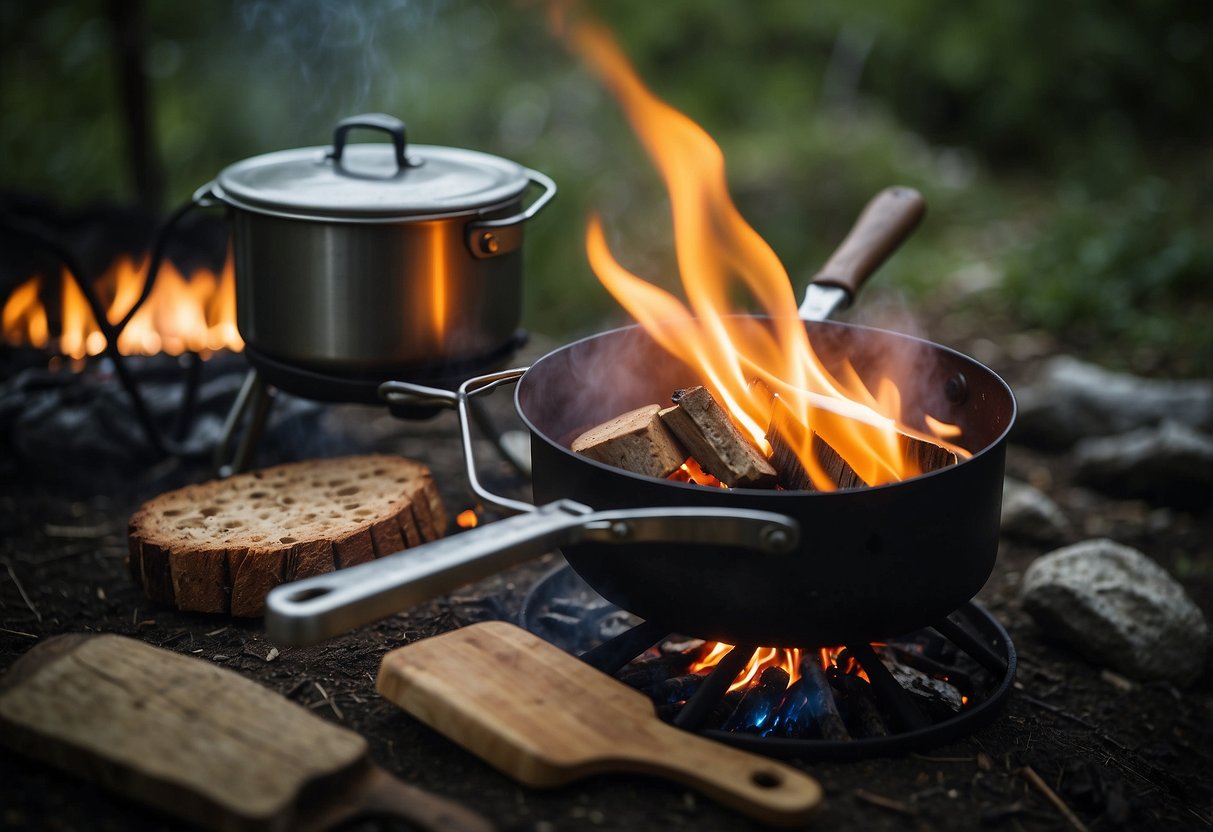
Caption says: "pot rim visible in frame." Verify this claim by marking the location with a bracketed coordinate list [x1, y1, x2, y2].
[199, 179, 522, 226]
[514, 316, 1018, 498]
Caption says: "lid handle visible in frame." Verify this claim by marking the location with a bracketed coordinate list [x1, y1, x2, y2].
[328, 113, 416, 172]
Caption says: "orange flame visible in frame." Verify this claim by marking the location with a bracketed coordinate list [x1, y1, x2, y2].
[819, 645, 871, 683]
[559, 13, 968, 488]
[690, 644, 802, 694]
[456, 509, 479, 529]
[2, 279, 48, 348]
[668, 458, 728, 488]
[2, 252, 242, 359]
[690, 642, 871, 693]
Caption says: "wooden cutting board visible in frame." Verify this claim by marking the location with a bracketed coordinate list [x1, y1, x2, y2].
[0, 634, 493, 832]
[377, 621, 824, 827]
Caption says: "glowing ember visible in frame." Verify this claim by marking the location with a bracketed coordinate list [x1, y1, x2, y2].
[667, 458, 728, 488]
[819, 646, 871, 683]
[1, 252, 242, 360]
[456, 509, 479, 529]
[557, 11, 969, 489]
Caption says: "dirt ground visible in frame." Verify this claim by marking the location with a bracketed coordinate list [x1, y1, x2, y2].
[1, 330, 1210, 832]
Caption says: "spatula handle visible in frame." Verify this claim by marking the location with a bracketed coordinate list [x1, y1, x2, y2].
[619, 725, 823, 827]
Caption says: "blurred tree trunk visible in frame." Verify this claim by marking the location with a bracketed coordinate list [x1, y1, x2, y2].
[108, 0, 163, 215]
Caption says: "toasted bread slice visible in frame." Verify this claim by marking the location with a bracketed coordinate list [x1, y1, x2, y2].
[128, 455, 446, 616]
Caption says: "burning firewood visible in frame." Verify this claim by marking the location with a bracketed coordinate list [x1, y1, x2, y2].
[767, 395, 957, 491]
[829, 671, 888, 738]
[658, 386, 777, 488]
[796, 655, 851, 740]
[902, 434, 958, 476]
[767, 397, 864, 491]
[575, 381, 956, 491]
[878, 652, 964, 718]
[721, 665, 791, 734]
[570, 404, 687, 479]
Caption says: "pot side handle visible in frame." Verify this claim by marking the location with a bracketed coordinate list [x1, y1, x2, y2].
[192, 182, 220, 207]
[466, 169, 557, 259]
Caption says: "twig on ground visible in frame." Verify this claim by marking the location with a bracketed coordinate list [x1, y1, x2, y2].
[854, 789, 919, 818]
[313, 681, 344, 721]
[0, 627, 38, 639]
[1020, 765, 1088, 832]
[284, 677, 310, 699]
[1020, 692, 1127, 751]
[1019, 692, 1095, 727]
[4, 561, 41, 622]
[157, 630, 189, 647]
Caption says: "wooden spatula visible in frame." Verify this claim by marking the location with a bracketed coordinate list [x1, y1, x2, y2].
[0, 634, 493, 832]
[377, 621, 823, 827]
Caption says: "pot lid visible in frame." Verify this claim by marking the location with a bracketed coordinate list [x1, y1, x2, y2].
[212, 113, 532, 221]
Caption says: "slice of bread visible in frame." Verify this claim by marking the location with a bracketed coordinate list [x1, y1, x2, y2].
[128, 455, 447, 617]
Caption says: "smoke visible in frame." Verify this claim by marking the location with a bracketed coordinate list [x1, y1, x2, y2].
[235, 0, 436, 135]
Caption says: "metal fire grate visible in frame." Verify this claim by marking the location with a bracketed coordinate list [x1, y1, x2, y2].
[520, 563, 1016, 761]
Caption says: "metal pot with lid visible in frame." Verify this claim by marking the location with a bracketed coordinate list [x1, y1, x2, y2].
[196, 113, 556, 385]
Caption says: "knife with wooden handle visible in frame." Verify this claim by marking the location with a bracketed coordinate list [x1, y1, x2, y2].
[800, 186, 926, 322]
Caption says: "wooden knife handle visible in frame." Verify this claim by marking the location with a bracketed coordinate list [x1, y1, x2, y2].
[303, 765, 495, 832]
[810, 186, 926, 297]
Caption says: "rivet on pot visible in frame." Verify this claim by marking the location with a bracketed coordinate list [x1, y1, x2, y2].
[610, 521, 632, 540]
[945, 372, 969, 405]
[478, 232, 500, 255]
[761, 526, 791, 552]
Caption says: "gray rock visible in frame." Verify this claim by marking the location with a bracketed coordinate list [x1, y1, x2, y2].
[1013, 356, 1213, 449]
[1001, 478, 1070, 544]
[1073, 421, 1213, 507]
[1020, 539, 1208, 684]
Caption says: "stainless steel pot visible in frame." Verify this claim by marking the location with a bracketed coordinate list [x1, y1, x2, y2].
[196, 113, 556, 375]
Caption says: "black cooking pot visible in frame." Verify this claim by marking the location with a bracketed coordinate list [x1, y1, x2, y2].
[196, 113, 555, 376]
[264, 189, 1015, 648]
[518, 319, 1013, 645]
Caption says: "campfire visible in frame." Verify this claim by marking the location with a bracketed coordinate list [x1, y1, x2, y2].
[2, 251, 242, 362]
[542, 12, 1002, 742]
[522, 561, 1007, 752]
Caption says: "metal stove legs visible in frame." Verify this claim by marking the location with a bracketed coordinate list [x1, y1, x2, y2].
[214, 368, 275, 476]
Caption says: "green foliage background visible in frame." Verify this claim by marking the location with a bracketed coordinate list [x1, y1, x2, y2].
[1, 0, 1209, 373]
